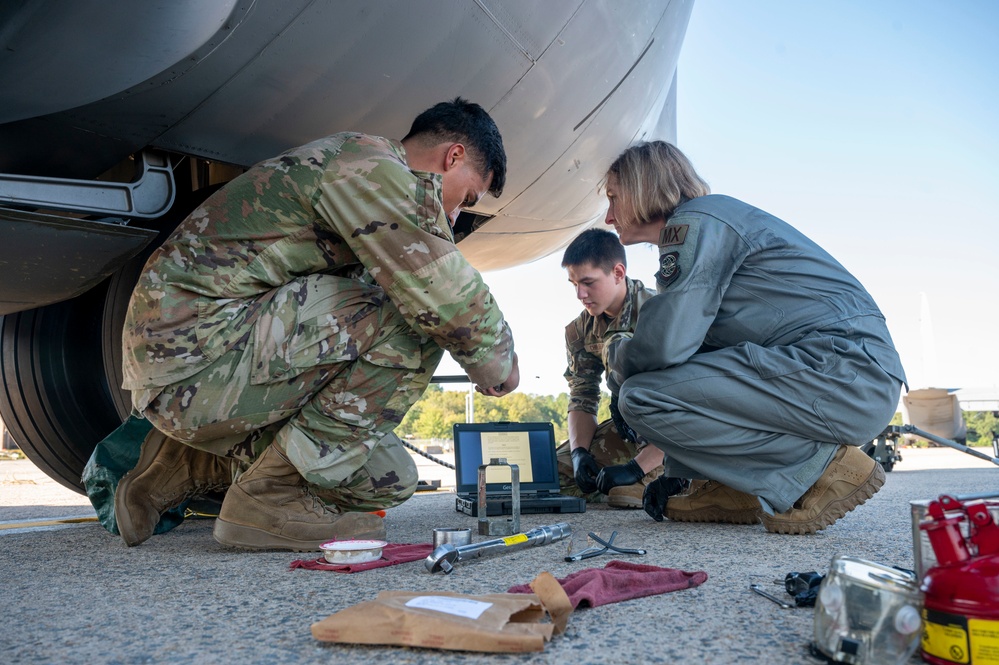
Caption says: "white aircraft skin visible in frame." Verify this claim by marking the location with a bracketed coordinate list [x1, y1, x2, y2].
[0, 0, 695, 491]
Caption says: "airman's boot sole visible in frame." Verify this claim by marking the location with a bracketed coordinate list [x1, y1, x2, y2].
[761, 445, 885, 535]
[213, 502, 386, 551]
[666, 505, 762, 524]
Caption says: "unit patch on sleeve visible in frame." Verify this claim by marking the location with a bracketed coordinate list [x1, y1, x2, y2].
[659, 224, 688, 246]
[657, 251, 680, 289]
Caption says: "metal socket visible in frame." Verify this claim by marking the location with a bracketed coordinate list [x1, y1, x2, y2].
[432, 527, 472, 548]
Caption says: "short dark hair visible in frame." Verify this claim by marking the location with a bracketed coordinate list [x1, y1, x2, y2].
[403, 97, 506, 197]
[561, 228, 627, 272]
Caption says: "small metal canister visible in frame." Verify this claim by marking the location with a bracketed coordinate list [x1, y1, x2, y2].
[432, 527, 472, 548]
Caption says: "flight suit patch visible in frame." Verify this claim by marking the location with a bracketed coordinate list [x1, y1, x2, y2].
[659, 224, 688, 246]
[657, 252, 680, 289]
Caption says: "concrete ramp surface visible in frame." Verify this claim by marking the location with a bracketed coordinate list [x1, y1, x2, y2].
[2, 448, 995, 664]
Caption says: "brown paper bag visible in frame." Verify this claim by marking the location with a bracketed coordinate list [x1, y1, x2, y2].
[311, 571, 572, 653]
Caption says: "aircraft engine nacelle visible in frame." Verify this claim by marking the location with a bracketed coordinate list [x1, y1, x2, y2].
[0, 0, 696, 492]
[902, 387, 968, 444]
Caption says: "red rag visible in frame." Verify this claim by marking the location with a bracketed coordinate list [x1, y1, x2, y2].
[507, 560, 708, 608]
[289, 542, 433, 573]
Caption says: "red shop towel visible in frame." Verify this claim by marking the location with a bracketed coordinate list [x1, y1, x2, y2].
[289, 543, 433, 573]
[508, 560, 708, 608]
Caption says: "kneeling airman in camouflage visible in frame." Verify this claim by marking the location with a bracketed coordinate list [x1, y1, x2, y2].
[115, 98, 519, 550]
[555, 229, 687, 508]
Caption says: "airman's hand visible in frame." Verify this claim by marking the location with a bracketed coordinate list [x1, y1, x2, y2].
[570, 447, 601, 494]
[475, 353, 520, 397]
[596, 458, 644, 494]
[643, 476, 691, 522]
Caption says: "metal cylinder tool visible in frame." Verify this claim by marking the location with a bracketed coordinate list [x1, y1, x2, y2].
[432, 527, 472, 548]
[425, 522, 572, 574]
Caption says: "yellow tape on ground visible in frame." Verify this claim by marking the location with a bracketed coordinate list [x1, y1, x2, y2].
[0, 516, 97, 531]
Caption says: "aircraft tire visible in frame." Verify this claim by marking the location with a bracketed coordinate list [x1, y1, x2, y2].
[0, 180, 219, 493]
[860, 441, 895, 473]
[0, 281, 127, 493]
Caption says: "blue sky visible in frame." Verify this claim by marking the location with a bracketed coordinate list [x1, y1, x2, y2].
[441, 0, 999, 399]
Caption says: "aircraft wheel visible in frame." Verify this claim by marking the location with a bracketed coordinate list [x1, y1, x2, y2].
[860, 441, 894, 473]
[0, 183, 217, 493]
[0, 280, 128, 493]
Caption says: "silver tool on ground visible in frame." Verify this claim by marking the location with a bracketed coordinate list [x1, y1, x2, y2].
[432, 527, 472, 548]
[425, 522, 572, 574]
[478, 457, 520, 536]
[749, 583, 793, 609]
[564, 531, 646, 562]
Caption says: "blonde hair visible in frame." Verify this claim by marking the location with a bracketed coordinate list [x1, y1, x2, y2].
[605, 141, 710, 228]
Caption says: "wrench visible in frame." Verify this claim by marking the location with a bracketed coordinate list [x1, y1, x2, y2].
[425, 522, 572, 574]
[750, 584, 793, 609]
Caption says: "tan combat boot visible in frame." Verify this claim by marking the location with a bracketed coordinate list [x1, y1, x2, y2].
[115, 429, 233, 547]
[761, 445, 885, 535]
[665, 480, 762, 524]
[607, 466, 665, 509]
[213, 444, 385, 551]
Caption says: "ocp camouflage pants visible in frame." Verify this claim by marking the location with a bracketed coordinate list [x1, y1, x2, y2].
[555, 419, 640, 502]
[139, 274, 443, 511]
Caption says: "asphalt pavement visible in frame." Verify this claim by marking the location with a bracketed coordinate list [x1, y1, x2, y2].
[2, 447, 996, 664]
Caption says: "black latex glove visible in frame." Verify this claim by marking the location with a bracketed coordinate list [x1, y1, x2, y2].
[596, 458, 644, 494]
[642, 476, 691, 522]
[570, 447, 600, 494]
[609, 393, 638, 444]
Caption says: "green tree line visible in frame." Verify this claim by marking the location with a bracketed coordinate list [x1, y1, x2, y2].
[965, 410, 999, 446]
[396, 385, 610, 443]
[397, 385, 998, 448]
[889, 410, 998, 447]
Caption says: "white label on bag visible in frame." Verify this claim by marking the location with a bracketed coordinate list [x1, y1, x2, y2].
[405, 596, 493, 619]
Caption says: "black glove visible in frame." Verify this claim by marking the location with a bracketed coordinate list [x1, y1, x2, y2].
[595, 458, 644, 494]
[642, 476, 691, 522]
[609, 393, 638, 444]
[570, 447, 600, 494]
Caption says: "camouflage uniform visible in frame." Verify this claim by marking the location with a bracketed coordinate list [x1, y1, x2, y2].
[122, 133, 514, 511]
[555, 277, 655, 499]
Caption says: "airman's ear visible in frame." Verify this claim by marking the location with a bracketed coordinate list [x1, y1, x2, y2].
[612, 262, 627, 282]
[443, 143, 466, 171]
